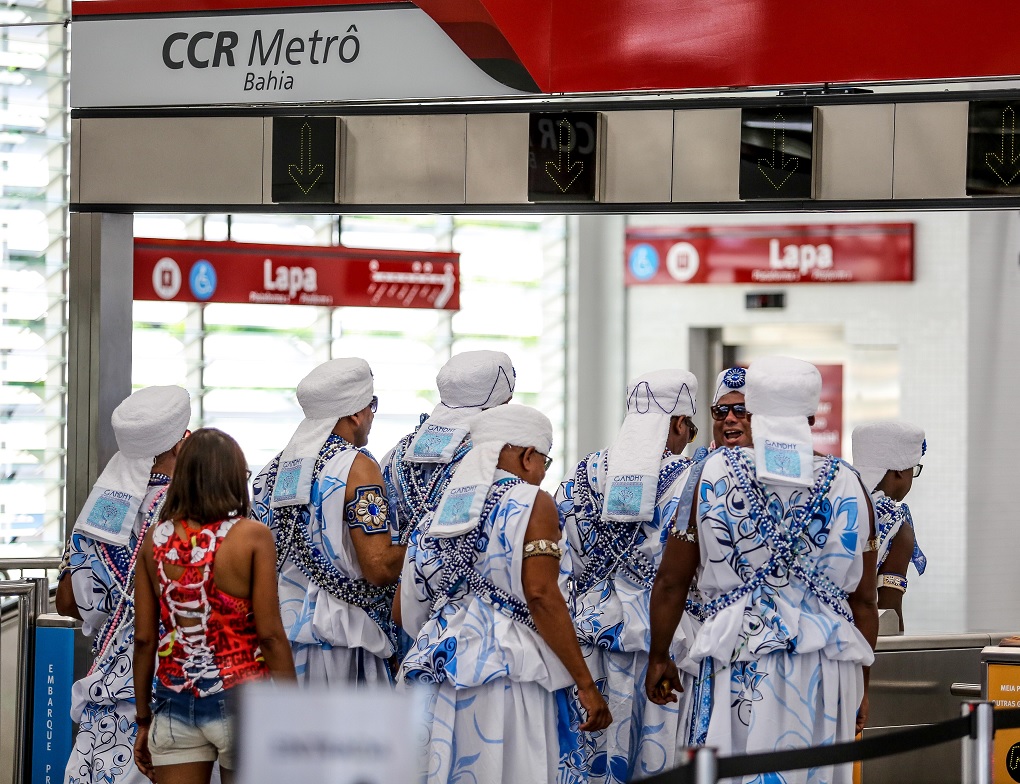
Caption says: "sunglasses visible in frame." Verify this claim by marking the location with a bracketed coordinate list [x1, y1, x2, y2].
[683, 417, 698, 440]
[710, 403, 749, 421]
[912, 464, 923, 478]
[369, 395, 378, 414]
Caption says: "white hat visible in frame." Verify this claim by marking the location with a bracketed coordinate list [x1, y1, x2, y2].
[431, 405, 552, 537]
[73, 385, 190, 545]
[746, 357, 821, 487]
[712, 367, 747, 404]
[406, 350, 515, 464]
[852, 421, 926, 494]
[604, 369, 697, 523]
[271, 358, 374, 508]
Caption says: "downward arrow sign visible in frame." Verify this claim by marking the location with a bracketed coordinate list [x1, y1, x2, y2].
[986, 106, 1020, 186]
[288, 122, 325, 195]
[757, 113, 798, 191]
[545, 119, 584, 193]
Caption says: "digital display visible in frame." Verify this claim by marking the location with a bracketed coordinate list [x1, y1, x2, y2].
[528, 112, 601, 202]
[739, 107, 814, 200]
[272, 116, 337, 203]
[967, 101, 1020, 196]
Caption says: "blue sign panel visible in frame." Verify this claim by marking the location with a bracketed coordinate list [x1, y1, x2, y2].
[628, 243, 659, 281]
[189, 259, 217, 301]
[32, 626, 74, 784]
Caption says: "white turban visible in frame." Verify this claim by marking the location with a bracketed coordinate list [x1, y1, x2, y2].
[604, 369, 698, 523]
[746, 356, 821, 488]
[73, 385, 190, 545]
[713, 367, 747, 404]
[271, 358, 374, 509]
[852, 421, 926, 494]
[406, 350, 515, 464]
[431, 404, 552, 537]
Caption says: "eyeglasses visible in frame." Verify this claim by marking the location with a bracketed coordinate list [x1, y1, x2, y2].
[537, 452, 553, 470]
[710, 403, 749, 421]
[684, 417, 698, 440]
[369, 396, 378, 414]
[912, 464, 923, 478]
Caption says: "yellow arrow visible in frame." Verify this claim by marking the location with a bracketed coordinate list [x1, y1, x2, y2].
[986, 106, 1020, 186]
[757, 112, 799, 191]
[288, 122, 325, 195]
[545, 118, 584, 193]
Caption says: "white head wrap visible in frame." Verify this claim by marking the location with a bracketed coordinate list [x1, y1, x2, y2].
[745, 356, 821, 488]
[713, 367, 747, 404]
[604, 369, 698, 523]
[852, 420, 926, 494]
[431, 404, 552, 538]
[73, 385, 190, 545]
[406, 350, 515, 464]
[271, 358, 374, 509]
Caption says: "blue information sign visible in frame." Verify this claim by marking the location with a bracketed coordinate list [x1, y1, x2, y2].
[32, 625, 75, 784]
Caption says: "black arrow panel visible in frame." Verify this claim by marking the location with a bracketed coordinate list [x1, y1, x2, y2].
[739, 107, 814, 200]
[272, 116, 337, 204]
[528, 112, 600, 202]
[967, 101, 1020, 196]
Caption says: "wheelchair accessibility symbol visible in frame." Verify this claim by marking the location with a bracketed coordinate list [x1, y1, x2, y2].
[189, 259, 217, 301]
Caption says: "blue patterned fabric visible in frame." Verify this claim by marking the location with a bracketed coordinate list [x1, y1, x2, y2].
[873, 494, 926, 574]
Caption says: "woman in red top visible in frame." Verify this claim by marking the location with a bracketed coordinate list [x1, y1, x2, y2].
[133, 428, 295, 784]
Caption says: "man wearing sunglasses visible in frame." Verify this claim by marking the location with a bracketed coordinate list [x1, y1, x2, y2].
[852, 421, 927, 633]
[253, 357, 404, 687]
[709, 366, 753, 450]
[555, 368, 699, 783]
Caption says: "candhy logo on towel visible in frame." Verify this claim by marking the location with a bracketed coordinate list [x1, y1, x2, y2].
[414, 432, 455, 458]
[607, 475, 645, 516]
[274, 459, 303, 501]
[764, 439, 800, 478]
[438, 486, 475, 526]
[87, 491, 133, 535]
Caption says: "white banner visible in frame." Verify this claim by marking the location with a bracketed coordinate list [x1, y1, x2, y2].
[70, 7, 524, 108]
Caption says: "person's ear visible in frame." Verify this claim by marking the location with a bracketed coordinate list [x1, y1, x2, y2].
[521, 446, 536, 467]
[807, 415, 816, 427]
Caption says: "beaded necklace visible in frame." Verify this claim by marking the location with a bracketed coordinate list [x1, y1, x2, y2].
[269, 435, 395, 643]
[430, 476, 536, 630]
[388, 419, 472, 545]
[686, 449, 852, 623]
[89, 476, 170, 672]
[573, 451, 691, 594]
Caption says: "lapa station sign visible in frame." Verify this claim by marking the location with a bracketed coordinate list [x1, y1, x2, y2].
[134, 238, 460, 310]
[625, 223, 913, 286]
[70, 5, 524, 108]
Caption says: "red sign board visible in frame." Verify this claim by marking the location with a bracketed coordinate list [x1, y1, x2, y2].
[812, 364, 844, 457]
[134, 238, 460, 309]
[625, 224, 913, 286]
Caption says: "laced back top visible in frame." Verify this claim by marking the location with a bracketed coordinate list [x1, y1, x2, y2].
[152, 518, 268, 697]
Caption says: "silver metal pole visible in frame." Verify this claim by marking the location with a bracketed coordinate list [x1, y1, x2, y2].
[693, 746, 718, 784]
[0, 558, 62, 571]
[961, 700, 995, 784]
[1, 581, 37, 784]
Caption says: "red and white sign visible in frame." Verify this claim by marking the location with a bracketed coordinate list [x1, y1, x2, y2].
[134, 238, 460, 309]
[625, 224, 913, 286]
[811, 365, 844, 457]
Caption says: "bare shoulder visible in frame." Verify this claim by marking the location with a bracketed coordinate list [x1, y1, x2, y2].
[349, 451, 384, 485]
[229, 517, 275, 546]
[533, 488, 558, 517]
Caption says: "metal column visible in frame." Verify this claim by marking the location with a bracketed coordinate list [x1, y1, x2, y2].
[66, 212, 134, 534]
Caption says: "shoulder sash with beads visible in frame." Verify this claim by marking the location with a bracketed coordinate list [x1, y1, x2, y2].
[874, 495, 927, 574]
[428, 476, 537, 630]
[267, 435, 396, 645]
[385, 416, 472, 545]
[573, 452, 691, 594]
[685, 449, 852, 623]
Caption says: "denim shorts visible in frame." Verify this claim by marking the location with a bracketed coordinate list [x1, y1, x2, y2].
[149, 684, 235, 769]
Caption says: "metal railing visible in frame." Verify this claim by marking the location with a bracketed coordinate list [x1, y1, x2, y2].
[0, 580, 42, 784]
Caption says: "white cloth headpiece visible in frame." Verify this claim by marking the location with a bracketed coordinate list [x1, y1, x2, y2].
[713, 367, 747, 404]
[746, 356, 821, 488]
[604, 369, 698, 523]
[406, 350, 515, 464]
[431, 404, 552, 537]
[852, 420, 926, 494]
[271, 358, 374, 509]
[73, 385, 190, 545]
